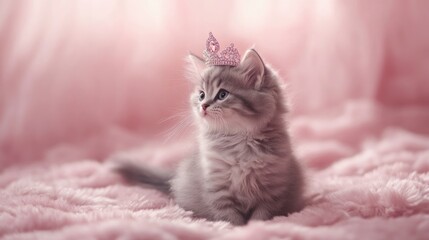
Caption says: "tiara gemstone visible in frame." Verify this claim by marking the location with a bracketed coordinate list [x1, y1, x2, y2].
[203, 32, 240, 67]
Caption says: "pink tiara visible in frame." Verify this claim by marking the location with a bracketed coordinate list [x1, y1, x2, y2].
[203, 32, 240, 67]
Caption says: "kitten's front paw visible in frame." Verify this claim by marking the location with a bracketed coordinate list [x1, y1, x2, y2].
[250, 206, 273, 221]
[213, 209, 246, 226]
[228, 215, 246, 226]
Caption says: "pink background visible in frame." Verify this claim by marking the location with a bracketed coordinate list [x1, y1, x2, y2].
[1, 0, 429, 163]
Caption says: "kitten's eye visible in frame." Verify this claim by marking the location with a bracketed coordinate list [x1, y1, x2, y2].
[199, 91, 205, 101]
[217, 89, 229, 101]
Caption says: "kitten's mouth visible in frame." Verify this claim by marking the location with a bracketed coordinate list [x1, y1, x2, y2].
[200, 109, 211, 118]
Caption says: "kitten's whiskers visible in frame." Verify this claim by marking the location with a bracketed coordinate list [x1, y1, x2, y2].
[160, 111, 194, 142]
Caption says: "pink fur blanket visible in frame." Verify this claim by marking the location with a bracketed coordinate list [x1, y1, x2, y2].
[1, 101, 429, 239]
[1, 1, 429, 239]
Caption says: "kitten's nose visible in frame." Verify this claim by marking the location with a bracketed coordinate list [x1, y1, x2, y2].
[201, 103, 210, 111]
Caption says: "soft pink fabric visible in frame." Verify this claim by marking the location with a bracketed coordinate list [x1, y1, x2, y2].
[1, 1, 429, 239]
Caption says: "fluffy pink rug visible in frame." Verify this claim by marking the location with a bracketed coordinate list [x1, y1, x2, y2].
[1, 1, 429, 239]
[1, 101, 429, 239]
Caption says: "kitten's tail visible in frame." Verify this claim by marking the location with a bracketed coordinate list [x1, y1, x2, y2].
[114, 162, 172, 195]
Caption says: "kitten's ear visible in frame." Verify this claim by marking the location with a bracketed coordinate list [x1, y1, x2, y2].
[240, 49, 265, 89]
[186, 53, 206, 83]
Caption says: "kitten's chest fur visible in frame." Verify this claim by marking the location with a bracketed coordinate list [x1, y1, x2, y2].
[201, 132, 289, 202]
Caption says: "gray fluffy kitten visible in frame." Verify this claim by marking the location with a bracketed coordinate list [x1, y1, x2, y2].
[116, 49, 304, 225]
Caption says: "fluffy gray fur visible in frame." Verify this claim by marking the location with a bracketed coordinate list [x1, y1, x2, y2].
[116, 49, 304, 225]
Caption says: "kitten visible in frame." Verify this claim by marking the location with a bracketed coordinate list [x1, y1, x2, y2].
[116, 49, 304, 225]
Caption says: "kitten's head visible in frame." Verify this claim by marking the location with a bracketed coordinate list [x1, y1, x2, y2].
[187, 49, 286, 134]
